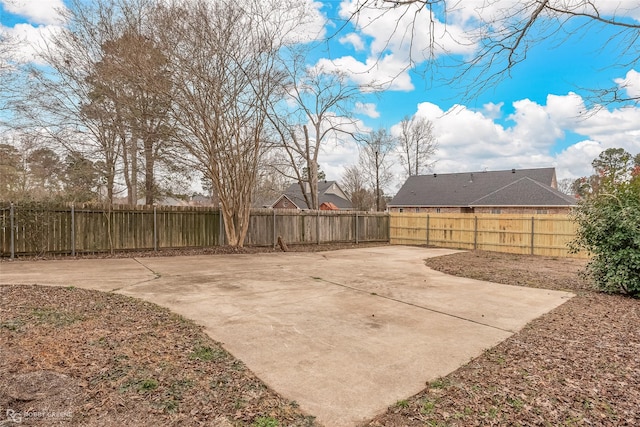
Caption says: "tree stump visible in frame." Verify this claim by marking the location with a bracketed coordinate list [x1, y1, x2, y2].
[277, 236, 288, 252]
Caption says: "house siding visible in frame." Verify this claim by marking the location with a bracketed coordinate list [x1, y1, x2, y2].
[389, 206, 573, 214]
[388, 207, 466, 213]
[474, 206, 572, 214]
[272, 196, 298, 210]
[272, 181, 353, 210]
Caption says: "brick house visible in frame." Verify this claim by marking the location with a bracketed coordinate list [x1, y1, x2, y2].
[270, 181, 353, 210]
[388, 168, 576, 214]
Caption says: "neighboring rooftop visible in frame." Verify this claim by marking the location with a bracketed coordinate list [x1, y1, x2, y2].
[389, 168, 576, 207]
[274, 180, 352, 210]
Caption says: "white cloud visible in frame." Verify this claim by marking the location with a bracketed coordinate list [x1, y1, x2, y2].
[339, 0, 476, 62]
[1, 0, 67, 25]
[275, 0, 327, 44]
[314, 54, 413, 91]
[0, 0, 67, 66]
[481, 102, 503, 120]
[354, 101, 379, 118]
[320, 139, 360, 181]
[339, 33, 365, 51]
[570, 0, 640, 22]
[614, 69, 640, 99]
[553, 140, 604, 180]
[507, 98, 563, 151]
[544, 92, 586, 128]
[330, 0, 640, 98]
[316, 114, 366, 181]
[390, 91, 640, 185]
[1, 22, 64, 64]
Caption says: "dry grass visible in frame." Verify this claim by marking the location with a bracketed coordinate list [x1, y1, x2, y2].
[365, 251, 640, 426]
[2, 248, 638, 426]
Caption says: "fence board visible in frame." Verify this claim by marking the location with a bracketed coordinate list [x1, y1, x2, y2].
[6, 206, 585, 258]
[1, 203, 388, 256]
[390, 213, 586, 258]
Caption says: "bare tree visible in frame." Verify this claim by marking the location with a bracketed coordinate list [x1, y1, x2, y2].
[156, 0, 294, 246]
[86, 29, 174, 205]
[252, 162, 292, 208]
[340, 165, 376, 211]
[0, 142, 27, 200]
[13, 0, 184, 204]
[63, 151, 100, 202]
[15, 0, 154, 203]
[397, 115, 437, 178]
[358, 128, 396, 211]
[79, 89, 122, 203]
[342, 1, 640, 103]
[267, 49, 362, 210]
[556, 177, 575, 195]
[0, 32, 24, 118]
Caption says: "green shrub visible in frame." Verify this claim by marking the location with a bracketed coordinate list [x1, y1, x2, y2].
[571, 179, 640, 296]
[252, 416, 279, 427]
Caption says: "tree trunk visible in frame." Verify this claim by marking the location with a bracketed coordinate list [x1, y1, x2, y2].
[129, 137, 138, 204]
[144, 137, 155, 205]
[414, 140, 419, 176]
[375, 150, 380, 211]
[309, 159, 319, 210]
[308, 124, 319, 210]
[121, 131, 133, 205]
[106, 168, 115, 203]
[220, 200, 252, 248]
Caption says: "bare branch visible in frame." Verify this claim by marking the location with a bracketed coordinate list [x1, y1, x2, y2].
[265, 48, 362, 209]
[343, 0, 640, 104]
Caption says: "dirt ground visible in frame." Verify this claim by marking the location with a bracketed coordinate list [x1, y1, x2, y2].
[0, 242, 387, 262]
[1, 247, 639, 426]
[366, 251, 640, 426]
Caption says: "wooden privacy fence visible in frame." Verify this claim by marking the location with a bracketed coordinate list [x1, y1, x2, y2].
[0, 203, 389, 257]
[390, 213, 587, 258]
[0, 204, 585, 258]
[246, 209, 390, 246]
[0, 204, 222, 257]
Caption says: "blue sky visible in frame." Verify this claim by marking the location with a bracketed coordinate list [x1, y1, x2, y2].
[310, 0, 640, 187]
[2, 0, 639, 191]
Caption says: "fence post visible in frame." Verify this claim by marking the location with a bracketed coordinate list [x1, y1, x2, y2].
[71, 203, 76, 257]
[355, 212, 359, 244]
[272, 209, 276, 249]
[153, 205, 158, 252]
[426, 214, 430, 247]
[10, 202, 15, 259]
[218, 206, 224, 246]
[474, 216, 478, 250]
[530, 216, 535, 255]
[316, 210, 320, 245]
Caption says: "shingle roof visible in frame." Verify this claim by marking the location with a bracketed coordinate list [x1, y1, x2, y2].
[470, 177, 577, 206]
[389, 168, 575, 207]
[277, 181, 352, 209]
[318, 193, 352, 209]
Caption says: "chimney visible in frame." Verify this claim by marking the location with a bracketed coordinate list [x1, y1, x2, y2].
[511, 168, 516, 174]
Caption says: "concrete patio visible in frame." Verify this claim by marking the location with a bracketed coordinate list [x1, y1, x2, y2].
[0, 246, 574, 426]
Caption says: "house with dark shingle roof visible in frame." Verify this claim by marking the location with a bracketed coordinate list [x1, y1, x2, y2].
[388, 168, 576, 214]
[270, 181, 353, 210]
